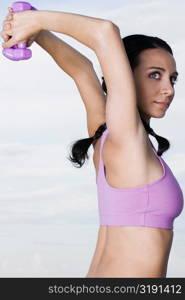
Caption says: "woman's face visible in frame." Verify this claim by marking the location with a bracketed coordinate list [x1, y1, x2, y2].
[133, 48, 178, 123]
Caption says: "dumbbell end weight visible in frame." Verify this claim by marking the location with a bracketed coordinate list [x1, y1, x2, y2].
[12, 1, 32, 12]
[2, 47, 32, 61]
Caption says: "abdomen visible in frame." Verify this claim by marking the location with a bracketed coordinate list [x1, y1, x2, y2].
[92, 226, 173, 278]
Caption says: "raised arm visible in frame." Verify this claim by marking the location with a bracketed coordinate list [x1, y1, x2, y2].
[34, 30, 106, 137]
[35, 29, 92, 78]
[2, 10, 141, 144]
[1, 10, 107, 50]
[94, 23, 142, 144]
[37, 12, 141, 144]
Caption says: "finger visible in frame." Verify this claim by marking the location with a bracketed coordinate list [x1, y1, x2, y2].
[6, 13, 13, 21]
[0, 31, 9, 42]
[3, 22, 11, 31]
[3, 19, 10, 25]
[2, 36, 17, 48]
[8, 7, 13, 13]
[3, 29, 13, 37]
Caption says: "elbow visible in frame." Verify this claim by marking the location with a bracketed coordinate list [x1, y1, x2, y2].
[92, 20, 120, 51]
[95, 21, 120, 47]
[101, 20, 120, 34]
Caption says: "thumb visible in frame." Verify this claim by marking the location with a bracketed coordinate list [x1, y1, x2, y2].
[2, 37, 18, 48]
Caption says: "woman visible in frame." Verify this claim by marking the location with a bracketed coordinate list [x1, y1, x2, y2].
[1, 7, 184, 278]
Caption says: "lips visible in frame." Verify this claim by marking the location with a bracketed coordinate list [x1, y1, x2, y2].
[154, 101, 170, 108]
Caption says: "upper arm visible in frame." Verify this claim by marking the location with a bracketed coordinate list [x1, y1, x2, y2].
[74, 63, 106, 137]
[95, 22, 143, 145]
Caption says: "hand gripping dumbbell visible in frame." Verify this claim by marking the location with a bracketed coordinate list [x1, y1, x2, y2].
[2, 1, 36, 61]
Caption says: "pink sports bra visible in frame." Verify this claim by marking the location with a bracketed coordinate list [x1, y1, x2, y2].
[96, 128, 184, 229]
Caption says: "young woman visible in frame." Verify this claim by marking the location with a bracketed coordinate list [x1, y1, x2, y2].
[1, 7, 184, 278]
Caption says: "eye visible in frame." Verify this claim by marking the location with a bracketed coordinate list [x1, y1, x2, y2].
[149, 72, 178, 86]
[149, 71, 161, 79]
[171, 76, 178, 85]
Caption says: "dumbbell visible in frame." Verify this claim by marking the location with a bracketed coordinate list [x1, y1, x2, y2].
[2, 1, 36, 61]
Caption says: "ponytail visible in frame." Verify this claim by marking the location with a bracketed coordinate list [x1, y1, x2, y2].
[68, 123, 106, 168]
[142, 120, 170, 156]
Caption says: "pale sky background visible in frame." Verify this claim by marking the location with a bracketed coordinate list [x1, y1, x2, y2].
[0, 0, 184, 277]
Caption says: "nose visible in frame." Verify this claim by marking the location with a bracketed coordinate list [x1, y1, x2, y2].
[161, 81, 174, 99]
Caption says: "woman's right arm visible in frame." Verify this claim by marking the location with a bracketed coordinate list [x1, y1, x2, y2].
[35, 30, 93, 79]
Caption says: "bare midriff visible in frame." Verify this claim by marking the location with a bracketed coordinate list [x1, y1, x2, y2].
[86, 226, 173, 278]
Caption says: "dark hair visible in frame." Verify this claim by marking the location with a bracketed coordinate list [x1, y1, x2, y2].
[68, 34, 173, 168]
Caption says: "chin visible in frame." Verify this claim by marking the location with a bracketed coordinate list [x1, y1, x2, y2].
[151, 111, 166, 118]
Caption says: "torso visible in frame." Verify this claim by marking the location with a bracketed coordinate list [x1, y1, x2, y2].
[86, 128, 173, 278]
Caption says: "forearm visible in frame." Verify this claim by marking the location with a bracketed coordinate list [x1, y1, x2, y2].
[38, 10, 107, 51]
[35, 30, 92, 78]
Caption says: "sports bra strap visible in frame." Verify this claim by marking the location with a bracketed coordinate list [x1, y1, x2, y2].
[99, 128, 108, 172]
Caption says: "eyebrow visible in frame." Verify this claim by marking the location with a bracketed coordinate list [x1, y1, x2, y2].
[147, 66, 179, 76]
